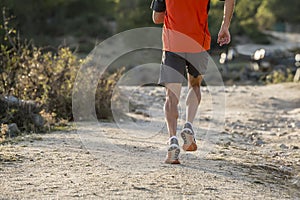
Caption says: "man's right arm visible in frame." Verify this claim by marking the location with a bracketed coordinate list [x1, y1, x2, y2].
[221, 0, 235, 30]
[217, 0, 235, 46]
[150, 0, 166, 24]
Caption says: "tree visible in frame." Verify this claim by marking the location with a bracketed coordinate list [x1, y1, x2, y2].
[255, 0, 276, 30]
[115, 0, 153, 32]
[0, 0, 117, 49]
[267, 0, 300, 24]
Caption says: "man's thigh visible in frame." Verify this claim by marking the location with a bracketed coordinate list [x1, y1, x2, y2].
[186, 52, 208, 78]
[159, 51, 187, 85]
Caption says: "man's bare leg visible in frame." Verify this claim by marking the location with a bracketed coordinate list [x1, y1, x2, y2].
[164, 83, 182, 137]
[164, 83, 181, 164]
[181, 74, 202, 151]
[186, 74, 202, 123]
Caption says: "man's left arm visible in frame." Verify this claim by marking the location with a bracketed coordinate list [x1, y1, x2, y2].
[152, 11, 165, 24]
[217, 0, 235, 46]
[150, 0, 166, 24]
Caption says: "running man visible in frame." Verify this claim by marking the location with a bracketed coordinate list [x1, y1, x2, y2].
[150, 0, 235, 164]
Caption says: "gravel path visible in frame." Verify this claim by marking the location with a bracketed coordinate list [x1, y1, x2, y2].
[1, 83, 299, 199]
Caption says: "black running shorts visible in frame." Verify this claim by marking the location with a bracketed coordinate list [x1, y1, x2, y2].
[158, 51, 208, 85]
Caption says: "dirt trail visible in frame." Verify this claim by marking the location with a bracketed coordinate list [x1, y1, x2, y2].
[1, 83, 299, 199]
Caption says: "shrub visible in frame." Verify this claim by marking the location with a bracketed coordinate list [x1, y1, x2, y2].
[95, 68, 125, 120]
[0, 9, 123, 134]
[266, 68, 294, 84]
[0, 18, 80, 131]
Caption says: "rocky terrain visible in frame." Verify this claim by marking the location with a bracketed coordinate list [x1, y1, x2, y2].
[0, 83, 299, 199]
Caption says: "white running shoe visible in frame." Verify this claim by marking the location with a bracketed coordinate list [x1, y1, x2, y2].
[165, 137, 180, 164]
[181, 123, 197, 151]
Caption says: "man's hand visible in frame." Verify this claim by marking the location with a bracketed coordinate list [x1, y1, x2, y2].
[217, 26, 231, 46]
[218, 0, 235, 46]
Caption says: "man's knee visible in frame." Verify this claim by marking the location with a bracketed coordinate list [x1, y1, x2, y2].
[187, 76, 202, 104]
[189, 75, 202, 88]
[165, 91, 179, 108]
[165, 90, 179, 114]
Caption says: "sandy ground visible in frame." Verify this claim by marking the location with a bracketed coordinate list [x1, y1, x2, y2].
[0, 83, 300, 199]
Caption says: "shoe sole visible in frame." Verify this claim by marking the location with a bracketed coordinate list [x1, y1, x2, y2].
[165, 144, 181, 164]
[181, 129, 197, 151]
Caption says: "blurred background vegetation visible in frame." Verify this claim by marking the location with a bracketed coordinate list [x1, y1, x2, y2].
[1, 0, 300, 52]
[0, 0, 299, 136]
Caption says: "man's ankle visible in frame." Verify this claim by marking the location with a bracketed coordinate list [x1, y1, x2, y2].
[169, 135, 178, 141]
[185, 121, 193, 126]
[169, 136, 179, 145]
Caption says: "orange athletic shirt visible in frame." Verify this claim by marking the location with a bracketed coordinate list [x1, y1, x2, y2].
[163, 0, 211, 53]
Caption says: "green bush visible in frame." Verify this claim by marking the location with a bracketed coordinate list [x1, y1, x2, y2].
[0, 10, 123, 133]
[266, 68, 294, 84]
[240, 19, 270, 44]
[0, 16, 80, 131]
[95, 68, 125, 120]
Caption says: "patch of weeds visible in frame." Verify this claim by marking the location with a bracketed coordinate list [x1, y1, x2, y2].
[0, 152, 24, 163]
[0, 133, 43, 145]
[50, 123, 75, 132]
